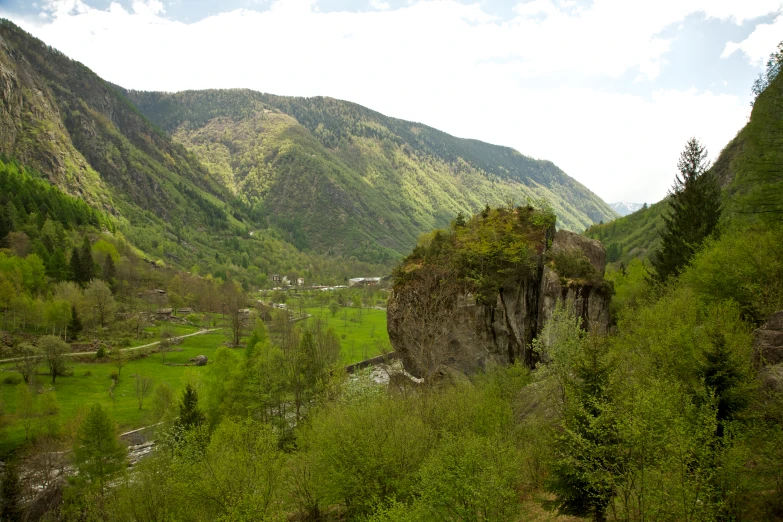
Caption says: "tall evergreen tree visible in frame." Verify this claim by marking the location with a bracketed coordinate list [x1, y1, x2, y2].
[177, 384, 205, 431]
[102, 255, 116, 284]
[68, 304, 83, 340]
[0, 458, 24, 521]
[69, 249, 81, 283]
[547, 334, 621, 522]
[79, 236, 95, 282]
[651, 138, 721, 282]
[73, 404, 126, 486]
[702, 333, 747, 438]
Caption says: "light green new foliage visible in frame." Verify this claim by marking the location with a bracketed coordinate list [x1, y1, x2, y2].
[417, 433, 522, 522]
[304, 395, 436, 517]
[532, 300, 585, 402]
[171, 419, 287, 522]
[73, 403, 127, 486]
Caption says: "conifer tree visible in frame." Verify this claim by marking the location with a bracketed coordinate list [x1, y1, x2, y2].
[68, 304, 83, 340]
[0, 458, 24, 521]
[73, 404, 126, 486]
[651, 138, 721, 282]
[102, 255, 116, 286]
[79, 236, 95, 282]
[702, 333, 746, 438]
[177, 384, 205, 430]
[547, 332, 621, 522]
[69, 249, 81, 283]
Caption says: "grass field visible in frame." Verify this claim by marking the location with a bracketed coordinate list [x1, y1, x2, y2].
[0, 330, 228, 454]
[302, 306, 389, 364]
[0, 307, 390, 454]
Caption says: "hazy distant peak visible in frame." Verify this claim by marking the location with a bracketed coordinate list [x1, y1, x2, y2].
[610, 202, 646, 216]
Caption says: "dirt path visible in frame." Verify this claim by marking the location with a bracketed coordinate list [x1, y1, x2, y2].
[0, 328, 220, 365]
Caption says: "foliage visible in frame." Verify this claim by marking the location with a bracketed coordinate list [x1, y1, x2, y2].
[394, 206, 554, 303]
[73, 403, 127, 486]
[651, 138, 722, 282]
[751, 40, 783, 105]
[177, 383, 206, 431]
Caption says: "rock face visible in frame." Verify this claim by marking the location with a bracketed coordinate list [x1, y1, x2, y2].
[189, 355, 208, 366]
[387, 230, 611, 377]
[754, 311, 783, 366]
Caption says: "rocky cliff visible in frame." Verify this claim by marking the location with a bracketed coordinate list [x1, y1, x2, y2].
[387, 208, 611, 379]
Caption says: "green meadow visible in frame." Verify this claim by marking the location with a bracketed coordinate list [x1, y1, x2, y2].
[302, 306, 389, 365]
[0, 331, 227, 454]
[0, 309, 389, 453]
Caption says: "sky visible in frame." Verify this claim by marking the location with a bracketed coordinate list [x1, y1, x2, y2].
[0, 0, 781, 204]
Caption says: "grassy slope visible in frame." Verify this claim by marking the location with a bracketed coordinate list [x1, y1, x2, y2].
[584, 200, 665, 267]
[0, 308, 390, 452]
[123, 89, 617, 263]
[0, 331, 226, 453]
[303, 306, 389, 364]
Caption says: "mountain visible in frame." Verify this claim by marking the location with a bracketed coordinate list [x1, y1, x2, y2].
[0, 19, 381, 283]
[121, 89, 617, 263]
[0, 18, 614, 271]
[609, 202, 645, 217]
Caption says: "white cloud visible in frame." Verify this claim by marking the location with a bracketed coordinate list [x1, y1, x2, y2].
[370, 0, 391, 10]
[3, 0, 776, 203]
[722, 14, 783, 65]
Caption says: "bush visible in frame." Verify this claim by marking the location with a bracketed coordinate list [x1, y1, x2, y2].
[118, 338, 132, 347]
[3, 374, 22, 385]
[96, 346, 107, 359]
[109, 371, 119, 381]
[550, 250, 598, 282]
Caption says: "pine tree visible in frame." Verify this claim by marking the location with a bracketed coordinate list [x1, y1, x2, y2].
[79, 236, 95, 282]
[70, 249, 81, 283]
[177, 384, 205, 430]
[45, 248, 69, 281]
[547, 333, 621, 522]
[68, 304, 83, 340]
[0, 458, 24, 521]
[73, 404, 126, 486]
[651, 138, 721, 282]
[702, 333, 746, 438]
[102, 255, 115, 284]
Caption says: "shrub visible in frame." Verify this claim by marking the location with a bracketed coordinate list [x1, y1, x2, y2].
[3, 374, 22, 385]
[96, 346, 107, 359]
[550, 250, 598, 282]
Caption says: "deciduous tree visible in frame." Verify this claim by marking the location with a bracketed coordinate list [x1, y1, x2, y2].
[73, 403, 126, 486]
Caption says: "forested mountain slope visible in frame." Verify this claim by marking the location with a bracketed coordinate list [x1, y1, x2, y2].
[585, 200, 665, 266]
[123, 89, 617, 262]
[0, 20, 383, 282]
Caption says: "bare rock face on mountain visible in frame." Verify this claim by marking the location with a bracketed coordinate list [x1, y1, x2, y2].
[387, 209, 611, 379]
[754, 311, 783, 366]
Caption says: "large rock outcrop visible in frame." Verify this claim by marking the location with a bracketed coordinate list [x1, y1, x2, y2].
[387, 229, 611, 378]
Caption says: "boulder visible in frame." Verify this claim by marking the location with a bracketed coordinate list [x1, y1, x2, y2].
[189, 355, 208, 366]
[754, 310, 783, 366]
[388, 228, 611, 377]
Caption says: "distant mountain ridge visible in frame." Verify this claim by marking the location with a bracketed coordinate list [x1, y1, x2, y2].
[123, 89, 618, 262]
[0, 18, 615, 270]
[609, 202, 646, 217]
